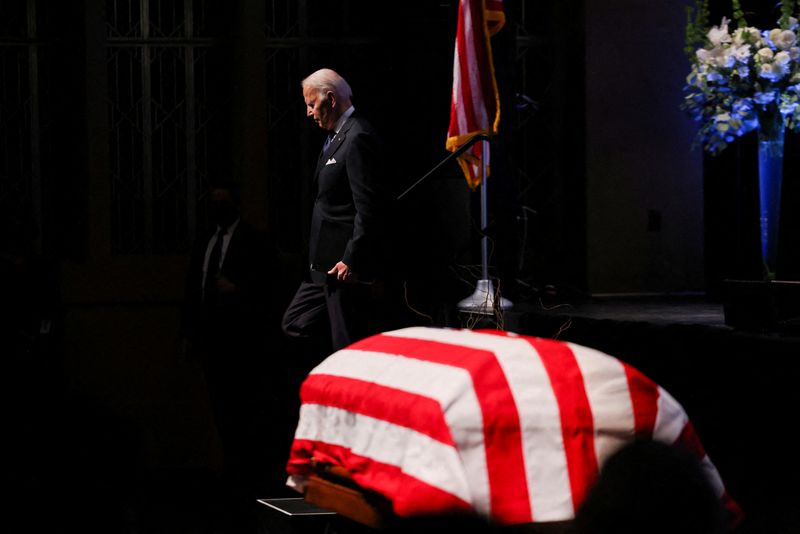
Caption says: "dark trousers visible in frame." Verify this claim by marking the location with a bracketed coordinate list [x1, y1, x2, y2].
[282, 277, 383, 355]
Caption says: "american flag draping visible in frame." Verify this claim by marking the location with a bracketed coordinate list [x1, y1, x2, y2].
[445, 0, 505, 190]
[286, 327, 742, 526]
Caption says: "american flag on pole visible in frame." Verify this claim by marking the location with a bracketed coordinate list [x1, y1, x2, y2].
[446, 0, 505, 190]
[286, 327, 742, 526]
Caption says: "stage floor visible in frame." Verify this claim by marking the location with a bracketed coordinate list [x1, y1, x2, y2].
[506, 294, 728, 328]
[495, 291, 800, 339]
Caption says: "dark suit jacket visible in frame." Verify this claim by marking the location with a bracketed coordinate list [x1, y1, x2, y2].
[308, 111, 387, 282]
[182, 218, 274, 351]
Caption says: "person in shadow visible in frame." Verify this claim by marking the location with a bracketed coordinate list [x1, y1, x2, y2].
[569, 439, 729, 534]
[181, 179, 284, 509]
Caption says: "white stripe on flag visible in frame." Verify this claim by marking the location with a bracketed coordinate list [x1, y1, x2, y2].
[462, 2, 488, 131]
[494, 336, 576, 521]
[569, 343, 637, 466]
[653, 387, 690, 444]
[310, 348, 491, 514]
[385, 328, 574, 521]
[453, 50, 469, 134]
[294, 403, 472, 504]
[700, 455, 727, 499]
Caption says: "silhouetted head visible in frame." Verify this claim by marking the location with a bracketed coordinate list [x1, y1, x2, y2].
[571, 439, 726, 534]
[208, 181, 241, 228]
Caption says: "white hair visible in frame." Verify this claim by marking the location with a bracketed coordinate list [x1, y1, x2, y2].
[301, 68, 353, 100]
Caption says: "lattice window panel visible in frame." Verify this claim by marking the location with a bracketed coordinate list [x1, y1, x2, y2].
[106, 0, 214, 254]
[0, 0, 46, 254]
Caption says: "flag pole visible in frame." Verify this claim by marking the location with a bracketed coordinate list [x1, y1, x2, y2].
[458, 138, 512, 314]
[480, 139, 489, 281]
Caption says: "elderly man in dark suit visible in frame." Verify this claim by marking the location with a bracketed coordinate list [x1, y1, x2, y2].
[282, 68, 388, 354]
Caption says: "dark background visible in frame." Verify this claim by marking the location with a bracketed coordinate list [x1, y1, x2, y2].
[2, 0, 797, 532]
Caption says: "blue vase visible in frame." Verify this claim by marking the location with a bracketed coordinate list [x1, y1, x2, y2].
[757, 109, 785, 278]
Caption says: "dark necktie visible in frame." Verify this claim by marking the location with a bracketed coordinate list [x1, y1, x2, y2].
[323, 132, 335, 153]
[204, 226, 227, 297]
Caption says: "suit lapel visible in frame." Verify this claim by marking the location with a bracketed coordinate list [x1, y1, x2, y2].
[314, 118, 353, 178]
[219, 221, 247, 277]
[326, 128, 346, 158]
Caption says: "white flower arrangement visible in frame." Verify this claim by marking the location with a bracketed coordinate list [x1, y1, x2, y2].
[683, 0, 800, 154]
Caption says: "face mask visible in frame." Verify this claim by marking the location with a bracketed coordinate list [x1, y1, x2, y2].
[210, 198, 237, 227]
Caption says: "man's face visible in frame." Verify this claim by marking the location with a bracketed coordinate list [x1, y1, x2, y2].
[209, 188, 238, 227]
[303, 86, 336, 131]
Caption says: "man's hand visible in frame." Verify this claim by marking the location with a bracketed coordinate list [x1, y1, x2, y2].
[328, 261, 356, 282]
[214, 275, 236, 295]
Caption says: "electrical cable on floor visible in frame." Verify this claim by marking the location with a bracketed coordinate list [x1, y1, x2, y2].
[403, 280, 434, 324]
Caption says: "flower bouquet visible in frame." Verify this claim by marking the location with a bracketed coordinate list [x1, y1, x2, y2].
[683, 0, 799, 154]
[683, 1, 800, 277]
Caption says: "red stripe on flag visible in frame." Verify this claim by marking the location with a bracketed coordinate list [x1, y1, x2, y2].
[354, 333, 533, 523]
[721, 492, 745, 529]
[454, 2, 479, 135]
[672, 419, 707, 458]
[473, 7, 495, 124]
[288, 440, 474, 518]
[624, 365, 659, 439]
[527, 337, 599, 512]
[300, 374, 456, 446]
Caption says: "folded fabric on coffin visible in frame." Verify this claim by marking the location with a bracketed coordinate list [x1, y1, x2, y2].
[286, 326, 742, 526]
